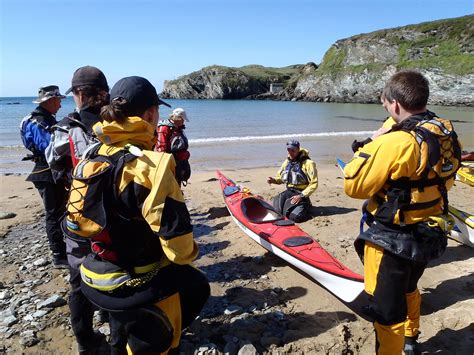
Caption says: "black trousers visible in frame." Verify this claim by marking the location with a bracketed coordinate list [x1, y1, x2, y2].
[273, 188, 311, 222]
[108, 281, 210, 354]
[33, 180, 67, 257]
[69, 267, 96, 349]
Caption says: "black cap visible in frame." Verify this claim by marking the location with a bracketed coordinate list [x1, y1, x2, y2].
[65, 66, 109, 94]
[286, 140, 300, 150]
[32, 85, 66, 104]
[110, 76, 171, 116]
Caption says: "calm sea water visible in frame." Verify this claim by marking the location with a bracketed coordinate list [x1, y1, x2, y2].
[1, 97, 473, 174]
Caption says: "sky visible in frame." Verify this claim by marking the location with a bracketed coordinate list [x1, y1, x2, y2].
[0, 0, 472, 96]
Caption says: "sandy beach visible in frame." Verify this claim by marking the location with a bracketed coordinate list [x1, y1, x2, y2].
[1, 162, 473, 353]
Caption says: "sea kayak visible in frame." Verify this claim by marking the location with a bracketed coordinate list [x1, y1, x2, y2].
[456, 163, 474, 187]
[448, 206, 474, 248]
[216, 170, 371, 320]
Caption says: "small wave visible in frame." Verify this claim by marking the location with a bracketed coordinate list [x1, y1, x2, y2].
[189, 131, 374, 145]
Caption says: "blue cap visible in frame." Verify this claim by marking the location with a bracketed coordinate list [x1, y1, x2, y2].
[286, 140, 300, 150]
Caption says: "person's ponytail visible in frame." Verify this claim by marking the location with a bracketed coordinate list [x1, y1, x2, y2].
[100, 97, 128, 123]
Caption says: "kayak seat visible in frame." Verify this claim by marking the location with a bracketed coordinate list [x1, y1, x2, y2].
[283, 236, 313, 247]
[241, 197, 283, 224]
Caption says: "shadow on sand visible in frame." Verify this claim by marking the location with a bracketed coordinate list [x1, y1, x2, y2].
[310, 205, 357, 217]
[421, 273, 474, 315]
[422, 323, 474, 354]
[426, 244, 474, 268]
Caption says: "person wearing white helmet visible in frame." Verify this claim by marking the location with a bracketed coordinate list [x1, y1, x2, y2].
[155, 107, 191, 186]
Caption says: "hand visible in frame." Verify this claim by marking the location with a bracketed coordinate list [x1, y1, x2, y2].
[267, 177, 276, 184]
[290, 194, 303, 205]
[371, 127, 391, 140]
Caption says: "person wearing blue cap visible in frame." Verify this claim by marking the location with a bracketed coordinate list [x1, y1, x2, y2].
[267, 140, 318, 222]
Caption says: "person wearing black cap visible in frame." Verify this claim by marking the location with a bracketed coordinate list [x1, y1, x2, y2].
[44, 66, 110, 354]
[267, 140, 318, 222]
[46, 65, 110, 181]
[62, 76, 209, 354]
[20, 85, 68, 268]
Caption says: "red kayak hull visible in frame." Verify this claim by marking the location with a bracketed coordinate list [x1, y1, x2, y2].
[216, 171, 370, 315]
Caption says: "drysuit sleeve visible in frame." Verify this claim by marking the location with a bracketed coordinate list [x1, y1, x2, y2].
[344, 131, 419, 199]
[301, 160, 318, 197]
[141, 153, 198, 265]
[29, 122, 51, 153]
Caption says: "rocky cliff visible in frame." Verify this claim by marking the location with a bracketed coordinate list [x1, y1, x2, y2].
[161, 65, 302, 100]
[162, 15, 474, 106]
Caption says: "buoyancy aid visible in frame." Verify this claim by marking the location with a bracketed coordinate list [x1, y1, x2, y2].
[371, 112, 461, 227]
[281, 156, 309, 186]
[157, 119, 189, 159]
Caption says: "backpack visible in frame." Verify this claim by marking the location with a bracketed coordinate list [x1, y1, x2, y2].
[61, 144, 137, 246]
[45, 113, 97, 181]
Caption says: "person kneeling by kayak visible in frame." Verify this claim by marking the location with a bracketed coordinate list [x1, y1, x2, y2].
[267, 140, 318, 222]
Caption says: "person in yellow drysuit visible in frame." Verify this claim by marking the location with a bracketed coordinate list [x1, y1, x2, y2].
[267, 140, 318, 222]
[344, 70, 461, 355]
[64, 76, 209, 354]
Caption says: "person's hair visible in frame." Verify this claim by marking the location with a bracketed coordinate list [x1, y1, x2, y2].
[100, 97, 149, 123]
[382, 70, 429, 111]
[73, 85, 109, 110]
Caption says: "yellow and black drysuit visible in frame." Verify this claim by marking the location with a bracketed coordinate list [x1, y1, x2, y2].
[272, 148, 318, 222]
[351, 117, 397, 153]
[61, 116, 210, 354]
[344, 111, 461, 355]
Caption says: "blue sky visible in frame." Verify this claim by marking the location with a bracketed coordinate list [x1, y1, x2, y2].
[0, 0, 472, 96]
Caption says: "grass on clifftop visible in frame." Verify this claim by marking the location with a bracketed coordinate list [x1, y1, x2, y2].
[315, 15, 474, 77]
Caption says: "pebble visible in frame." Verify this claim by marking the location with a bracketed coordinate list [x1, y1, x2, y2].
[224, 304, 243, 315]
[238, 343, 258, 355]
[33, 257, 48, 266]
[0, 290, 12, 300]
[3, 315, 18, 327]
[0, 212, 16, 220]
[37, 295, 66, 309]
[32, 310, 49, 318]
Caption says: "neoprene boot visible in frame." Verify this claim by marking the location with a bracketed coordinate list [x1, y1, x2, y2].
[404, 335, 421, 355]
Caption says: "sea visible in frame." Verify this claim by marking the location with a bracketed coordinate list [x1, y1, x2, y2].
[1, 97, 473, 175]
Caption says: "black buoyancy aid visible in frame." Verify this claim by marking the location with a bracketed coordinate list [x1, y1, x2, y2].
[62, 144, 165, 268]
[374, 111, 461, 226]
[282, 154, 309, 186]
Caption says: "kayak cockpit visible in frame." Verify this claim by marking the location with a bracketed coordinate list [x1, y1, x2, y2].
[241, 197, 283, 224]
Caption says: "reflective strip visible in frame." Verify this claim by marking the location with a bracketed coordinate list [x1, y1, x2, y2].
[80, 264, 131, 291]
[427, 119, 451, 135]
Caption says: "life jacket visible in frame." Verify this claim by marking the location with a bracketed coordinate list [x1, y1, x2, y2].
[374, 111, 461, 227]
[281, 155, 309, 186]
[157, 120, 189, 155]
[61, 143, 168, 291]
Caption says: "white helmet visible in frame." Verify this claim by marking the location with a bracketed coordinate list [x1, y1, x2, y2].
[170, 107, 188, 122]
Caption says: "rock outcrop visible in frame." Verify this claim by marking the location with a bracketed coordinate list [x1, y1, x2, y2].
[161, 65, 303, 100]
[162, 15, 474, 106]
